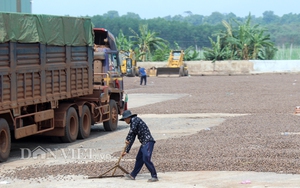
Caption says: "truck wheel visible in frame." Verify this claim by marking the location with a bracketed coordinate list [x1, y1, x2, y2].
[184, 69, 189, 76]
[103, 100, 118, 131]
[0, 118, 11, 162]
[135, 67, 140, 77]
[130, 67, 136, 77]
[61, 107, 79, 143]
[78, 105, 91, 139]
[179, 65, 184, 76]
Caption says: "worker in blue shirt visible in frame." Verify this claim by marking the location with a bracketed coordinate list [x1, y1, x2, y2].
[138, 67, 147, 85]
[120, 110, 158, 182]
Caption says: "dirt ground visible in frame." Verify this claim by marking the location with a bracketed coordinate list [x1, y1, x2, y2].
[1, 73, 300, 187]
[123, 74, 300, 173]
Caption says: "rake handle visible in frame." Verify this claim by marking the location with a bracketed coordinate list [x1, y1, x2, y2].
[112, 143, 128, 175]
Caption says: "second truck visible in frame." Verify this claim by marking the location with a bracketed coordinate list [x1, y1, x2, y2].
[0, 13, 128, 162]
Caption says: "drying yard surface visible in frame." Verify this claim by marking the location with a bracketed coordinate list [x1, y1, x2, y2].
[1, 73, 300, 187]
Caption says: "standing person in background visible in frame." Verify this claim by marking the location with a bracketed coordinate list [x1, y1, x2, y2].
[138, 66, 147, 85]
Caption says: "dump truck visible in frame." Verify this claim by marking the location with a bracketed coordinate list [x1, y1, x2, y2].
[120, 50, 139, 77]
[156, 50, 188, 77]
[0, 13, 127, 162]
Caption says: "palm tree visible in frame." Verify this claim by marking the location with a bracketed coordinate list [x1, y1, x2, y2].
[129, 24, 168, 61]
[184, 46, 200, 61]
[214, 13, 277, 60]
[116, 30, 133, 51]
[203, 35, 232, 63]
[250, 30, 274, 59]
[226, 24, 252, 60]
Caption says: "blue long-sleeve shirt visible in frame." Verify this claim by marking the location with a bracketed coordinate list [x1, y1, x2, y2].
[125, 116, 155, 153]
[139, 67, 147, 76]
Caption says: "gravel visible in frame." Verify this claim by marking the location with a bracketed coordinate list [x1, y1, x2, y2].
[2, 73, 300, 179]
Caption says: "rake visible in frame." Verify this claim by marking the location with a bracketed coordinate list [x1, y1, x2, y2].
[88, 144, 129, 179]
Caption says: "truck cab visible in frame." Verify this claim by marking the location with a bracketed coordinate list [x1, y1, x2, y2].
[93, 28, 123, 88]
[92, 28, 126, 127]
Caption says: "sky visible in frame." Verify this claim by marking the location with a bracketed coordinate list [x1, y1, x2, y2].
[31, 0, 300, 19]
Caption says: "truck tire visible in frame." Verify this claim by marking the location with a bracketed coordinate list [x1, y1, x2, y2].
[183, 63, 188, 76]
[179, 65, 184, 76]
[135, 67, 140, 77]
[61, 107, 79, 143]
[0, 118, 11, 162]
[126, 66, 135, 77]
[130, 67, 136, 77]
[184, 69, 189, 76]
[103, 100, 118, 131]
[78, 105, 91, 139]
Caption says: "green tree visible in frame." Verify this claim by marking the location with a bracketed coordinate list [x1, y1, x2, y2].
[102, 11, 119, 18]
[116, 30, 133, 51]
[184, 14, 204, 25]
[262, 11, 279, 24]
[183, 46, 200, 61]
[205, 12, 225, 25]
[152, 43, 170, 61]
[90, 10, 300, 58]
[229, 14, 276, 60]
[203, 35, 232, 62]
[250, 30, 274, 59]
[207, 14, 277, 60]
[226, 23, 252, 60]
[122, 12, 141, 20]
[129, 24, 168, 61]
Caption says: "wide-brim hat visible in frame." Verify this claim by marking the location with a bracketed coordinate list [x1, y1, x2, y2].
[119, 110, 137, 121]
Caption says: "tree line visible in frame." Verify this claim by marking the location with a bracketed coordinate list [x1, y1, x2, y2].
[90, 10, 299, 61]
[91, 10, 300, 47]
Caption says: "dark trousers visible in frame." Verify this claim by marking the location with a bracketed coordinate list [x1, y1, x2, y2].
[130, 141, 157, 178]
[140, 75, 147, 85]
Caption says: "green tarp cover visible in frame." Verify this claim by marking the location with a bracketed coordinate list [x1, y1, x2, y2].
[0, 12, 94, 46]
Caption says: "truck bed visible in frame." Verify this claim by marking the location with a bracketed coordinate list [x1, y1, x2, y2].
[0, 42, 93, 111]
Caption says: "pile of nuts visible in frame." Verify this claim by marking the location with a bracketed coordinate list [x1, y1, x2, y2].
[3, 74, 300, 180]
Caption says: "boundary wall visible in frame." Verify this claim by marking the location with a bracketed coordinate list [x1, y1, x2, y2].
[139, 60, 300, 75]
